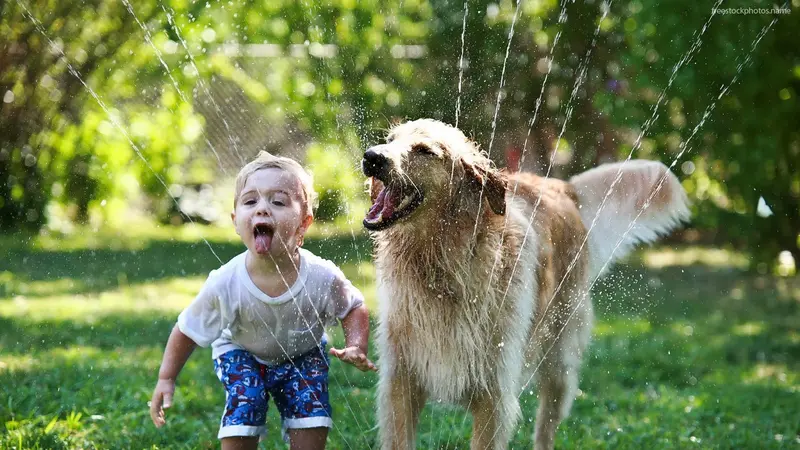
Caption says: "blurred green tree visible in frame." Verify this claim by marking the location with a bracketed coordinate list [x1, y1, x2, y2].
[600, 0, 800, 265]
[0, 1, 202, 229]
[1, 0, 796, 268]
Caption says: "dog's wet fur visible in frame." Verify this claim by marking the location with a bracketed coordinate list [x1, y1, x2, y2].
[364, 119, 690, 450]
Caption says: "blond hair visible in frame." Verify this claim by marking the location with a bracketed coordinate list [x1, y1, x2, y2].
[234, 151, 318, 217]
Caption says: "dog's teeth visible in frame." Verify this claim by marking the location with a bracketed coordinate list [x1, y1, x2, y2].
[398, 195, 413, 210]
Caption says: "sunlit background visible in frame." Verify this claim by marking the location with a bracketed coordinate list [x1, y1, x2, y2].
[1, 0, 799, 448]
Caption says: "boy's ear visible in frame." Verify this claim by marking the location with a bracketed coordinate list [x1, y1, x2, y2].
[297, 215, 313, 246]
[231, 211, 240, 235]
[302, 214, 313, 231]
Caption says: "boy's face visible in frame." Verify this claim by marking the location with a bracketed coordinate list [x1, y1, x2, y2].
[232, 167, 312, 257]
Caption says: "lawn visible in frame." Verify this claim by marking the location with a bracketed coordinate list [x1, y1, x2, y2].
[0, 225, 798, 449]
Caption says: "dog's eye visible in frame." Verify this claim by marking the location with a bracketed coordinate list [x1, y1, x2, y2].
[412, 144, 437, 156]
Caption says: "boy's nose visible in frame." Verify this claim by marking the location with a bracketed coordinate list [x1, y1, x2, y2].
[255, 198, 270, 215]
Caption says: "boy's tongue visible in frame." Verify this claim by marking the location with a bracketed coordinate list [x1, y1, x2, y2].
[255, 233, 273, 254]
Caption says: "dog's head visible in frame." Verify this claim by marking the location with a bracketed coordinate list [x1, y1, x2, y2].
[362, 119, 507, 231]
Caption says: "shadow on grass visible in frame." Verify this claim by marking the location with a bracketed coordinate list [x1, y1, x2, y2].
[0, 334, 378, 450]
[588, 264, 800, 387]
[594, 264, 800, 318]
[0, 313, 176, 354]
[0, 234, 373, 297]
[2, 339, 796, 449]
[2, 241, 799, 448]
[539, 380, 799, 449]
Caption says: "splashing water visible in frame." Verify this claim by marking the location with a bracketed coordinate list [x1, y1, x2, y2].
[517, 7, 782, 415]
[479, 0, 748, 442]
[471, 0, 524, 242]
[121, 0, 188, 105]
[456, 0, 528, 438]
[462, 0, 574, 441]
[500, 1, 615, 338]
[536, 14, 784, 356]
[499, 4, 729, 411]
[518, 2, 569, 170]
[272, 235, 372, 448]
[439, 5, 473, 445]
[17, 6, 372, 443]
[122, 0, 245, 167]
[501, 0, 720, 337]
[545, 0, 610, 178]
[16, 0, 224, 264]
[486, 0, 524, 160]
[160, 4, 234, 172]
[454, 0, 469, 129]
[472, 17, 614, 427]
[12, 0, 790, 445]
[488, 1, 610, 305]
[521, 0, 725, 340]
[448, 1, 471, 198]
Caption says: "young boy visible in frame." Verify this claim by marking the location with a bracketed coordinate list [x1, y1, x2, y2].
[149, 151, 376, 450]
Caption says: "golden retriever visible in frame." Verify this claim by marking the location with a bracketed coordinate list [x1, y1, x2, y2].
[362, 119, 690, 450]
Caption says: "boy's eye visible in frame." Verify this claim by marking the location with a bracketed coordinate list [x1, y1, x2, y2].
[244, 199, 257, 205]
[272, 200, 285, 206]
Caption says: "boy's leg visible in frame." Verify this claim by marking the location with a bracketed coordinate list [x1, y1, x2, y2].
[287, 428, 328, 450]
[214, 350, 270, 446]
[270, 345, 333, 447]
[221, 437, 259, 450]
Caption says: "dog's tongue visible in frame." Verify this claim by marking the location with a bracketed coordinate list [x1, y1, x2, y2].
[255, 233, 272, 254]
[366, 187, 397, 222]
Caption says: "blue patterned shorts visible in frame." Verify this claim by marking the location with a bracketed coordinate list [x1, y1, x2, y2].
[213, 345, 332, 440]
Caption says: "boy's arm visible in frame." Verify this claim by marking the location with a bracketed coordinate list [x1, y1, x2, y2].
[341, 304, 370, 353]
[158, 324, 198, 379]
[150, 325, 198, 427]
[329, 304, 377, 372]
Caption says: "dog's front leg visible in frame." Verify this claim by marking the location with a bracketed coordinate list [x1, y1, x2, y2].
[377, 362, 427, 450]
[469, 390, 520, 450]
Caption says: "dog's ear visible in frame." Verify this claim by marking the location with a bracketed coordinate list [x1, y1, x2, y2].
[485, 170, 507, 215]
[461, 160, 507, 215]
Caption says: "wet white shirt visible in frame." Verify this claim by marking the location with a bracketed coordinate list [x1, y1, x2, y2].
[177, 248, 364, 364]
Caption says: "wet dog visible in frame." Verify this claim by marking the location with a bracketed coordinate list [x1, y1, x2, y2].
[363, 119, 690, 449]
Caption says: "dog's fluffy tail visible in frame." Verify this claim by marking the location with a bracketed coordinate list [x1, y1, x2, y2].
[569, 160, 691, 280]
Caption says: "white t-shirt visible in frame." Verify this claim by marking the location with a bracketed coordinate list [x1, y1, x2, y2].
[177, 248, 364, 364]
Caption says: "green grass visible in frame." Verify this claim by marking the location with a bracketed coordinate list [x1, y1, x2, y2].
[1, 226, 798, 449]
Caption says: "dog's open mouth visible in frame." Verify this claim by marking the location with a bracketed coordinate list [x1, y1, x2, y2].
[253, 223, 275, 254]
[364, 183, 423, 231]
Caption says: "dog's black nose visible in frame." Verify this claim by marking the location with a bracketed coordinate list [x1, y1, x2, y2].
[362, 147, 389, 178]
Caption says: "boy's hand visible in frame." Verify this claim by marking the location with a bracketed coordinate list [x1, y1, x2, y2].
[149, 378, 175, 428]
[329, 346, 377, 372]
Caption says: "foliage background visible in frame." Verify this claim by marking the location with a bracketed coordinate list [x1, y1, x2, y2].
[2, 0, 799, 269]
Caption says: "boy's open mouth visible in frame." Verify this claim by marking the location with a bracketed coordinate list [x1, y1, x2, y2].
[253, 223, 274, 254]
